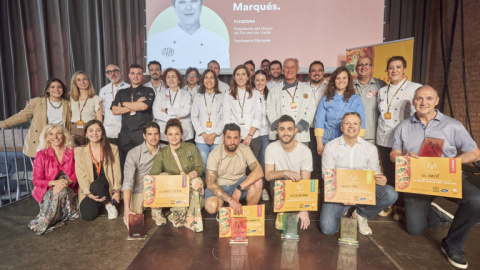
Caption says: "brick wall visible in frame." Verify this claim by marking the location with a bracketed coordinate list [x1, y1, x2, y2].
[426, 0, 480, 146]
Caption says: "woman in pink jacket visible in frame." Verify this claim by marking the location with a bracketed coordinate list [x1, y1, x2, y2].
[29, 124, 79, 235]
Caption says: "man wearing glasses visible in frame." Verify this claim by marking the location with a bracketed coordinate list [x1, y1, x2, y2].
[353, 56, 386, 145]
[99, 64, 130, 145]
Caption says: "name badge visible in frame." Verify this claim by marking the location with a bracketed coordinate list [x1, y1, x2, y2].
[290, 102, 298, 112]
[206, 121, 213, 131]
[384, 112, 392, 120]
[238, 117, 246, 125]
[76, 120, 84, 129]
[130, 111, 136, 116]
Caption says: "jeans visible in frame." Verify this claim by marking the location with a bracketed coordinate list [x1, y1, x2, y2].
[319, 184, 398, 235]
[196, 143, 218, 170]
[257, 135, 269, 189]
[404, 175, 480, 254]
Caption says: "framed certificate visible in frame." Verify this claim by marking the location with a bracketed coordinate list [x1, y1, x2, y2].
[274, 179, 319, 212]
[324, 169, 376, 205]
[219, 205, 265, 238]
[395, 156, 462, 198]
[143, 175, 190, 207]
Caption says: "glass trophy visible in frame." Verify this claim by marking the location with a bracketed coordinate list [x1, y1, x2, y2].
[127, 214, 147, 240]
[338, 217, 358, 246]
[230, 217, 248, 244]
[281, 213, 299, 240]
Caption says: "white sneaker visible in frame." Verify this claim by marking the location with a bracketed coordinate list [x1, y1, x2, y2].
[106, 204, 118, 219]
[352, 209, 372, 235]
[262, 189, 269, 201]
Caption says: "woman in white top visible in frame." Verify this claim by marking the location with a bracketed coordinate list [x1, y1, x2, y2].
[191, 69, 224, 169]
[222, 65, 262, 156]
[153, 68, 194, 144]
[376, 56, 422, 219]
[70, 71, 103, 146]
[182, 67, 200, 100]
[254, 70, 271, 201]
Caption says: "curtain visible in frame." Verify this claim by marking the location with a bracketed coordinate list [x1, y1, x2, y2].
[0, 0, 146, 119]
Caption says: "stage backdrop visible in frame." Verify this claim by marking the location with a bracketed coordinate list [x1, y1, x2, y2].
[346, 38, 415, 83]
[146, 0, 384, 73]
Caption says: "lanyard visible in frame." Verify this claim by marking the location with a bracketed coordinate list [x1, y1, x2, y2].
[77, 99, 88, 121]
[169, 89, 179, 108]
[204, 92, 216, 121]
[286, 85, 298, 103]
[238, 89, 247, 118]
[89, 144, 103, 178]
[386, 79, 407, 112]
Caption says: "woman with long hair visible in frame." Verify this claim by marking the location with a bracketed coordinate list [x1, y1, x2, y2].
[314, 66, 366, 155]
[149, 119, 204, 232]
[153, 68, 194, 144]
[29, 124, 78, 234]
[222, 65, 262, 156]
[74, 120, 122, 221]
[70, 71, 103, 145]
[0, 78, 71, 158]
[253, 70, 271, 201]
[191, 69, 224, 169]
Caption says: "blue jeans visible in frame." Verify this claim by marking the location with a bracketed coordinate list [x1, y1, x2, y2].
[257, 135, 269, 189]
[404, 175, 480, 255]
[319, 184, 398, 235]
[204, 175, 248, 201]
[196, 143, 218, 171]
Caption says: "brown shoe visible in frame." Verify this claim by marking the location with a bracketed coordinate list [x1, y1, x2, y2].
[393, 207, 405, 221]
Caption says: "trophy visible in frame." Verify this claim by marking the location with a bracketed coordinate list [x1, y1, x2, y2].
[338, 217, 358, 246]
[281, 213, 299, 240]
[230, 217, 248, 244]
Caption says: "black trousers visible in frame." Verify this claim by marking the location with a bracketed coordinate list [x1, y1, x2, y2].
[80, 176, 111, 221]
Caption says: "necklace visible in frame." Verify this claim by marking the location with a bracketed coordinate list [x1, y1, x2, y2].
[48, 97, 62, 109]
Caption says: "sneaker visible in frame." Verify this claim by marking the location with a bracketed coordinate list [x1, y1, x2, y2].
[262, 189, 270, 201]
[393, 207, 405, 221]
[441, 240, 468, 269]
[352, 209, 372, 235]
[431, 202, 454, 224]
[378, 207, 392, 217]
[105, 204, 118, 219]
[152, 208, 166, 226]
[275, 213, 284, 230]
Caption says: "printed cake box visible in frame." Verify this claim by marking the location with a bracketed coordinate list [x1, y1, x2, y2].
[324, 169, 376, 205]
[395, 156, 462, 199]
[274, 179, 318, 212]
[143, 175, 190, 207]
[219, 205, 265, 238]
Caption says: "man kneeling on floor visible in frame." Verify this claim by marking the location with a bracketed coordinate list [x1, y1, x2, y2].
[265, 115, 312, 230]
[319, 112, 398, 235]
[205, 123, 264, 215]
[390, 85, 480, 269]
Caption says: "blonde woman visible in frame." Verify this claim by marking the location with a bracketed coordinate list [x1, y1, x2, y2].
[29, 124, 78, 235]
[70, 71, 103, 145]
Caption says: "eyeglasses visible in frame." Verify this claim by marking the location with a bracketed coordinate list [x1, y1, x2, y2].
[356, 63, 372, 68]
[105, 69, 120, 75]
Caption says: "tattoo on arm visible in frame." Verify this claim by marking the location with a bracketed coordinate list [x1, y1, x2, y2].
[206, 169, 230, 202]
[248, 162, 258, 172]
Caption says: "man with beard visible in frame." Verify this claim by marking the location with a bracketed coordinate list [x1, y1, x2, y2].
[99, 64, 130, 145]
[264, 115, 312, 230]
[260, 59, 272, 82]
[266, 60, 283, 89]
[144, 60, 165, 95]
[204, 123, 264, 215]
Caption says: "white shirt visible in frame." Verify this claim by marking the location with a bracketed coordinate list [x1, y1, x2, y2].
[266, 79, 283, 90]
[147, 26, 230, 69]
[218, 80, 230, 94]
[182, 85, 200, 100]
[143, 81, 166, 95]
[376, 79, 422, 147]
[99, 81, 130, 138]
[265, 140, 313, 173]
[222, 89, 262, 139]
[191, 91, 224, 144]
[255, 89, 270, 136]
[46, 99, 63, 124]
[152, 88, 194, 141]
[322, 136, 382, 175]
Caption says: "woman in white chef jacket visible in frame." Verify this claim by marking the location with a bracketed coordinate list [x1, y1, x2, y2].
[222, 65, 262, 156]
[191, 69, 224, 169]
[153, 68, 194, 144]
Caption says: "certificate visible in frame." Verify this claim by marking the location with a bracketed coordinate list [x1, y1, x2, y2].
[143, 175, 190, 207]
[273, 179, 319, 212]
[323, 169, 376, 205]
[395, 156, 462, 198]
[219, 205, 265, 238]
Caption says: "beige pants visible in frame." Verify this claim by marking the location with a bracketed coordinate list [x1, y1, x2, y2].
[130, 193, 145, 214]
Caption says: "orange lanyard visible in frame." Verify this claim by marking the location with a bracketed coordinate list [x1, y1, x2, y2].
[89, 144, 103, 177]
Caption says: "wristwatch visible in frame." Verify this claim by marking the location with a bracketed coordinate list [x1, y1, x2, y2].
[236, 185, 244, 191]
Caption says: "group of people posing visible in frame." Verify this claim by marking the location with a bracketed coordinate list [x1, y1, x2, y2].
[1, 56, 479, 269]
